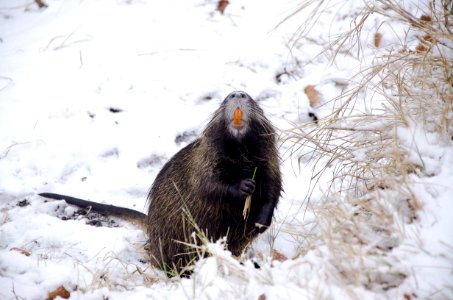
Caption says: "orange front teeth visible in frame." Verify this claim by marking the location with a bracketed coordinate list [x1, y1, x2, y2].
[233, 107, 243, 125]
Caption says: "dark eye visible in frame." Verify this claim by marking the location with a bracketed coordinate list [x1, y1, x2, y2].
[240, 93, 246, 98]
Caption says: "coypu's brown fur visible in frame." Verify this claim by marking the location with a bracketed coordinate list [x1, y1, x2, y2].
[147, 91, 282, 272]
[39, 91, 282, 275]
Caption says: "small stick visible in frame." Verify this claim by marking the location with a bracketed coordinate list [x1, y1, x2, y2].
[242, 167, 257, 220]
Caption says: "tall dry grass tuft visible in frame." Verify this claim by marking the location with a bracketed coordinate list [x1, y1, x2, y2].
[282, 0, 452, 291]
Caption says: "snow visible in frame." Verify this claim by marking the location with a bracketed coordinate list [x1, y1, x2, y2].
[1, 0, 452, 299]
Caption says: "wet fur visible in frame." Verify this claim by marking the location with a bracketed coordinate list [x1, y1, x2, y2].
[147, 92, 282, 272]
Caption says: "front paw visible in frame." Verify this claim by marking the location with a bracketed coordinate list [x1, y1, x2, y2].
[238, 178, 255, 198]
[254, 203, 274, 233]
[254, 222, 269, 234]
[227, 178, 255, 200]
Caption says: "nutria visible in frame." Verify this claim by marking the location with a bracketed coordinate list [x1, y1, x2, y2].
[39, 90, 282, 275]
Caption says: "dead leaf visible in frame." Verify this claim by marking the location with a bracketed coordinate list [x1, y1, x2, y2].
[374, 32, 382, 48]
[35, 0, 48, 8]
[10, 247, 31, 256]
[415, 43, 428, 53]
[304, 85, 321, 107]
[420, 14, 432, 23]
[422, 34, 435, 44]
[271, 249, 287, 262]
[47, 286, 70, 300]
[217, 0, 229, 14]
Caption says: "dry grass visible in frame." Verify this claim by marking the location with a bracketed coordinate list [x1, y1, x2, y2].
[122, 0, 451, 296]
[131, 2, 451, 296]
[280, 0, 452, 292]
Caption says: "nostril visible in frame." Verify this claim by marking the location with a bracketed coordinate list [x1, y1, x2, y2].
[228, 91, 248, 100]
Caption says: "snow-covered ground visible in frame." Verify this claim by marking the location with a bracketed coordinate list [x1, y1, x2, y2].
[1, 0, 451, 299]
